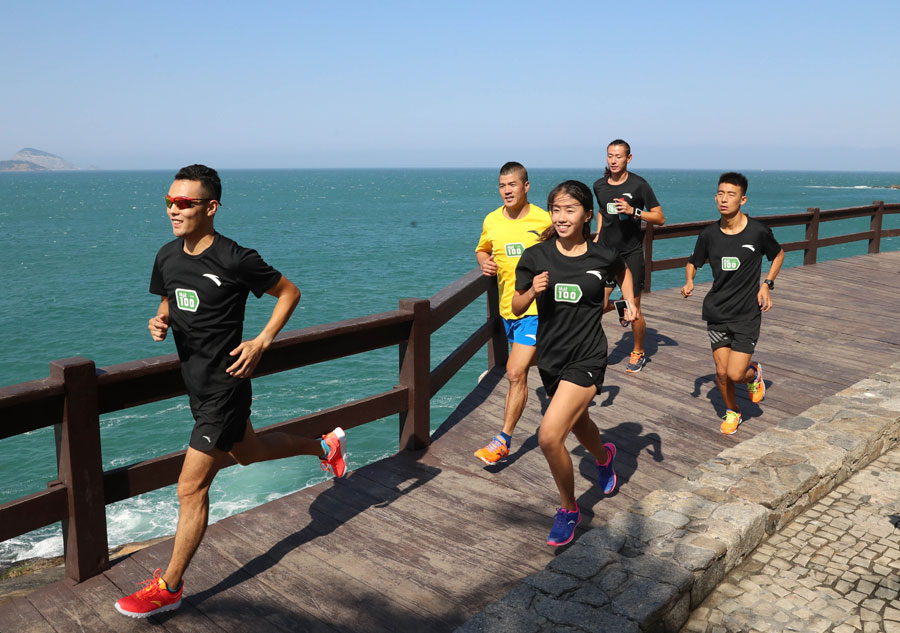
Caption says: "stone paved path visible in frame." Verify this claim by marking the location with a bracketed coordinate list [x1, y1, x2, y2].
[683, 447, 900, 633]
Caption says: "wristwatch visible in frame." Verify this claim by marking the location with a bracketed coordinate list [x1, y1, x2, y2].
[633, 208, 642, 220]
[763, 279, 774, 290]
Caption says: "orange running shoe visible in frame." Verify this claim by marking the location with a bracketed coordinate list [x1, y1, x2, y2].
[320, 427, 348, 478]
[114, 568, 182, 619]
[747, 361, 765, 403]
[625, 351, 646, 373]
[474, 435, 509, 465]
[720, 409, 742, 435]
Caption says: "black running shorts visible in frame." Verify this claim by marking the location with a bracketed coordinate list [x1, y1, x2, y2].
[539, 361, 607, 398]
[618, 248, 645, 295]
[188, 381, 252, 452]
[707, 315, 761, 354]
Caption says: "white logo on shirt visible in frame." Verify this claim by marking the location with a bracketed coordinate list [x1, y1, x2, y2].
[742, 245, 756, 252]
[586, 270, 604, 281]
[203, 273, 223, 286]
[622, 193, 633, 199]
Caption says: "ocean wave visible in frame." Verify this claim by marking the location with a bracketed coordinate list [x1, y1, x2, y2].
[0, 533, 63, 567]
[804, 185, 877, 190]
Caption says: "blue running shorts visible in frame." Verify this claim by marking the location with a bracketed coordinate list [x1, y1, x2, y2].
[502, 315, 539, 346]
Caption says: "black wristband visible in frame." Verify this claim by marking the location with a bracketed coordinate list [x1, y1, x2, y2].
[763, 279, 774, 290]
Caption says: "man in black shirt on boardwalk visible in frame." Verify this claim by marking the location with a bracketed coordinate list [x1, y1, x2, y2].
[681, 172, 784, 434]
[593, 139, 666, 373]
[115, 165, 348, 619]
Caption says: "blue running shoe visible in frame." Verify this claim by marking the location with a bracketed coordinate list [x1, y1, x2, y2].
[597, 442, 617, 495]
[547, 506, 580, 547]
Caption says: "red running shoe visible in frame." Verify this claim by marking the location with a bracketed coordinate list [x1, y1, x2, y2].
[320, 427, 348, 478]
[114, 568, 182, 618]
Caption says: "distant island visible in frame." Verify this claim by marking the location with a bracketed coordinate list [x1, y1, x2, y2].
[0, 148, 78, 172]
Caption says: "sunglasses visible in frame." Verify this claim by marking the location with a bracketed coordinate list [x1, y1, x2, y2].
[165, 195, 215, 210]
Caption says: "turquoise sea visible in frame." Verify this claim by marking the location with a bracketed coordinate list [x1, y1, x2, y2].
[1, 168, 899, 568]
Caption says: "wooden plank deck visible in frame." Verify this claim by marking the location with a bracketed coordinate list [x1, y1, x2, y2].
[3, 251, 900, 633]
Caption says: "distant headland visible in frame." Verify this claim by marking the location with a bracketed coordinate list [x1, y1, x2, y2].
[0, 148, 78, 172]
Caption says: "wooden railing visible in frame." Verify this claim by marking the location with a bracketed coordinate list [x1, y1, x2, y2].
[640, 200, 900, 292]
[0, 275, 507, 582]
[1, 200, 898, 583]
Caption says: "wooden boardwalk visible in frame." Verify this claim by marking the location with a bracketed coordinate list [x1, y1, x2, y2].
[3, 251, 900, 633]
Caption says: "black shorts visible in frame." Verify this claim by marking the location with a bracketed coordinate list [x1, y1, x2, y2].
[188, 381, 252, 452]
[539, 360, 607, 398]
[707, 315, 761, 355]
[618, 248, 645, 295]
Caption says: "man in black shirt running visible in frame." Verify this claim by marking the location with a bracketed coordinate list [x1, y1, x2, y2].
[593, 139, 665, 373]
[115, 165, 348, 619]
[681, 172, 784, 434]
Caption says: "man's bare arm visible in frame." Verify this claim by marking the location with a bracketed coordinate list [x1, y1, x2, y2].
[226, 276, 301, 377]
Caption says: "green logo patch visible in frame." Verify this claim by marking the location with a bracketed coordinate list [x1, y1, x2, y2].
[721, 257, 741, 271]
[175, 288, 200, 312]
[555, 283, 582, 303]
[505, 242, 525, 258]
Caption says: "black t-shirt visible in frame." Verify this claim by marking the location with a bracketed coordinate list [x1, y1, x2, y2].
[688, 217, 782, 323]
[593, 172, 660, 254]
[149, 233, 283, 397]
[515, 238, 623, 375]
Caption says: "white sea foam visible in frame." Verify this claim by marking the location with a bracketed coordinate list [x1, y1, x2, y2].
[804, 185, 876, 189]
[0, 534, 64, 566]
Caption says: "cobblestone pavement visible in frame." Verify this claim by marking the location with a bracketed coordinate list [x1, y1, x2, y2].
[683, 447, 900, 633]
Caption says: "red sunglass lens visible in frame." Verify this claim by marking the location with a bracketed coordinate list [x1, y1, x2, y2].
[165, 196, 195, 210]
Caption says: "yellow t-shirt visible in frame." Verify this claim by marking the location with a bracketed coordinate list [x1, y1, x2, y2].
[476, 204, 551, 320]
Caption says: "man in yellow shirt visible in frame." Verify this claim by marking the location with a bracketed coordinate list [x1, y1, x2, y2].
[474, 162, 551, 464]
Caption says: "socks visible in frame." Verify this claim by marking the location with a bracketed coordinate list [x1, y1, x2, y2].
[499, 432, 512, 450]
[320, 438, 331, 459]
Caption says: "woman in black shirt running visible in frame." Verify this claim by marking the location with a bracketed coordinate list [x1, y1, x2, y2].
[513, 180, 637, 546]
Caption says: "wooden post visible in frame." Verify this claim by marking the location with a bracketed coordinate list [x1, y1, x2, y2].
[869, 200, 884, 254]
[804, 207, 820, 266]
[398, 299, 431, 450]
[642, 223, 655, 293]
[50, 357, 109, 582]
[485, 281, 508, 370]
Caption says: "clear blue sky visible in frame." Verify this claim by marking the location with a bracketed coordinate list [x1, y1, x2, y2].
[2, 1, 898, 171]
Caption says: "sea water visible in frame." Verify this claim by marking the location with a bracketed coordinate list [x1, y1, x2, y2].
[1, 168, 899, 567]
